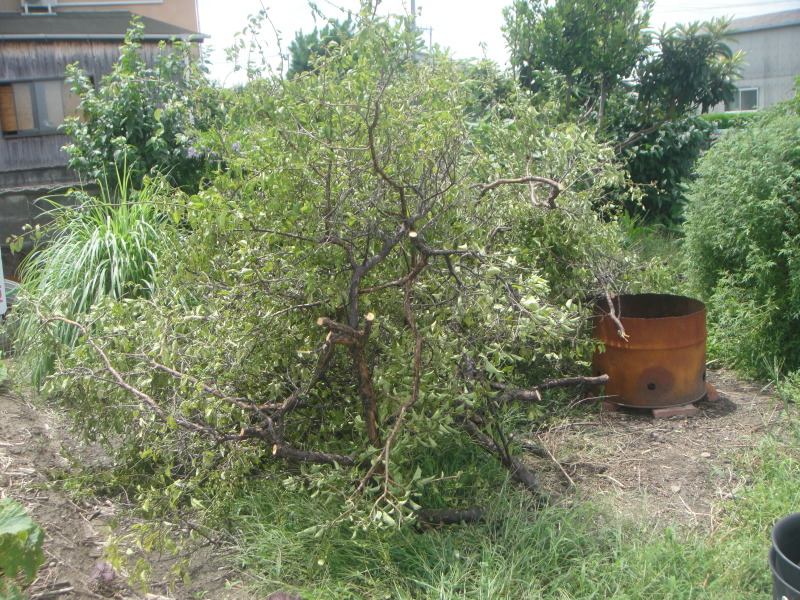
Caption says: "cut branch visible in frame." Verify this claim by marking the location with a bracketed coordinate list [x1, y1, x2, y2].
[474, 175, 564, 209]
[415, 506, 485, 528]
[318, 313, 381, 448]
[359, 254, 428, 294]
[490, 375, 610, 402]
[458, 417, 549, 501]
[272, 443, 355, 466]
[359, 256, 426, 495]
[601, 288, 628, 340]
[270, 339, 336, 440]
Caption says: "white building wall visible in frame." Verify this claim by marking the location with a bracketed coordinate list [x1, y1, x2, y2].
[711, 23, 800, 112]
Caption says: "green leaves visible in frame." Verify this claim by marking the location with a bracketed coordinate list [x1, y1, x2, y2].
[503, 0, 650, 113]
[684, 102, 800, 376]
[638, 18, 742, 118]
[0, 499, 45, 591]
[62, 17, 218, 193]
[12, 8, 668, 557]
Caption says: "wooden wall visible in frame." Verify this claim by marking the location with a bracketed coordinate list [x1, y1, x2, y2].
[0, 40, 174, 179]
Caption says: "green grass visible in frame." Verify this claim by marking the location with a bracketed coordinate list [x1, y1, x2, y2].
[230, 397, 800, 600]
[13, 174, 173, 386]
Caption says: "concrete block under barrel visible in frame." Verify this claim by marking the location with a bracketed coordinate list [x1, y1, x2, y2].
[592, 294, 707, 409]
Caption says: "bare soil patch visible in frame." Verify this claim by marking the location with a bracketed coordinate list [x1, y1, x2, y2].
[0, 376, 253, 600]
[0, 365, 780, 598]
[524, 368, 780, 529]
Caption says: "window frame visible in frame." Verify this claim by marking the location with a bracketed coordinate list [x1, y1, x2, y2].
[0, 77, 83, 139]
[725, 87, 759, 112]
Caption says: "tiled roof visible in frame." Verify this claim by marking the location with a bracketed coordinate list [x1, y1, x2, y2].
[729, 9, 800, 33]
[0, 11, 205, 40]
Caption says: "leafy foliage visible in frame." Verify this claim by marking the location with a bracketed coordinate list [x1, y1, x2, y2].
[620, 114, 713, 221]
[637, 19, 741, 118]
[503, 0, 650, 120]
[63, 18, 217, 192]
[684, 104, 800, 377]
[286, 16, 355, 78]
[0, 499, 45, 599]
[14, 176, 174, 386]
[699, 111, 757, 130]
[18, 13, 668, 568]
[503, 2, 742, 223]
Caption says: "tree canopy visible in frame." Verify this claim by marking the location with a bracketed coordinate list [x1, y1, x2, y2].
[503, 0, 743, 221]
[503, 0, 651, 121]
[286, 16, 355, 78]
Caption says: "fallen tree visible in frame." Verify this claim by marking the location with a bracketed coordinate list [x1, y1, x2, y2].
[17, 11, 666, 537]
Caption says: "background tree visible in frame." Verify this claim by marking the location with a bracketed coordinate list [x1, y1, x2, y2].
[613, 18, 742, 221]
[503, 0, 651, 122]
[286, 16, 355, 78]
[631, 18, 741, 141]
[503, 2, 742, 222]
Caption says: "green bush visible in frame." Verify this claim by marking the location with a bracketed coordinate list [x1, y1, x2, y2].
[684, 107, 800, 377]
[698, 111, 757, 130]
[0, 499, 45, 600]
[63, 18, 218, 192]
[621, 115, 713, 223]
[24, 15, 669, 565]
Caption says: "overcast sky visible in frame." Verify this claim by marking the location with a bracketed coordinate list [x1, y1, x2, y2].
[196, 0, 800, 86]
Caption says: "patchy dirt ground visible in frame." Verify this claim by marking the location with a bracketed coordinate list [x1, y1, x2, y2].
[0, 365, 782, 599]
[0, 377, 254, 600]
[524, 368, 781, 530]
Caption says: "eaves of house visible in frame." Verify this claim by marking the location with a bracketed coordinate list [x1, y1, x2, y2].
[0, 10, 206, 40]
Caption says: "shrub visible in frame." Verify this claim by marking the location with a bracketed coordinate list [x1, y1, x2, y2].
[684, 107, 800, 377]
[26, 13, 666, 554]
[621, 115, 713, 223]
[698, 111, 757, 130]
[63, 18, 218, 192]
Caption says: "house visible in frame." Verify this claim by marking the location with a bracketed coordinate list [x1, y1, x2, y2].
[711, 8, 800, 113]
[0, 0, 205, 278]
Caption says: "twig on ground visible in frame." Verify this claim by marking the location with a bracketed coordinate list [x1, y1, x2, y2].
[538, 435, 574, 486]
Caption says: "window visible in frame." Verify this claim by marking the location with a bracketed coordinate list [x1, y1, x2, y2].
[0, 79, 82, 137]
[725, 87, 759, 112]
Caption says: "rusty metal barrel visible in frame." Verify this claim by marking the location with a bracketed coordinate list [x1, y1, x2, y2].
[592, 294, 707, 408]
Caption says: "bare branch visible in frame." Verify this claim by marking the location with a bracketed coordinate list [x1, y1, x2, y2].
[359, 254, 429, 294]
[458, 417, 550, 501]
[474, 175, 564, 208]
[42, 316, 213, 438]
[145, 359, 258, 413]
[359, 255, 427, 497]
[490, 374, 610, 402]
[415, 506, 485, 527]
[601, 288, 628, 340]
[614, 117, 669, 153]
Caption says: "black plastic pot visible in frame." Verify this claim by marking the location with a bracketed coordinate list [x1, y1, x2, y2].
[771, 513, 800, 600]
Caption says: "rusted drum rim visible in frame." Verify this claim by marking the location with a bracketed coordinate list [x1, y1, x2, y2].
[592, 293, 708, 409]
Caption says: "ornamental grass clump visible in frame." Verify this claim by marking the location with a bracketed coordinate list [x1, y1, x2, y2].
[14, 176, 173, 386]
